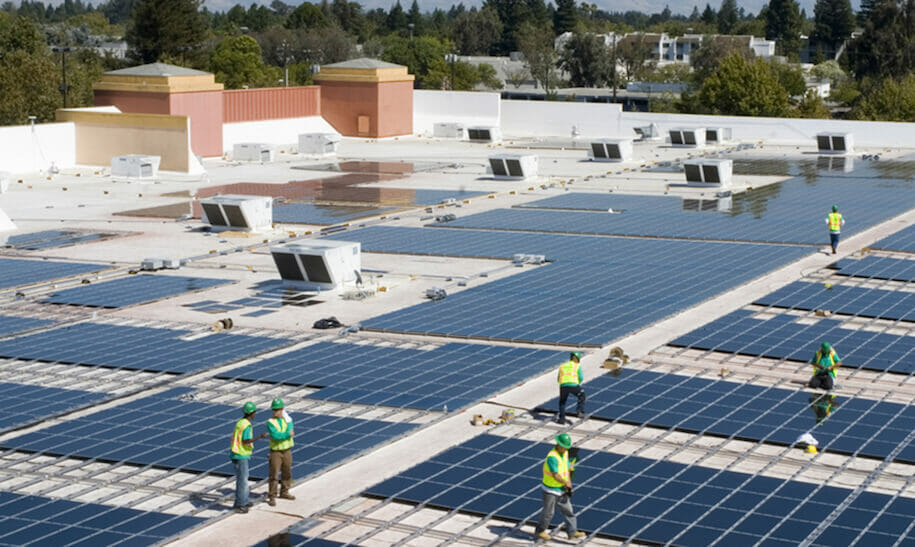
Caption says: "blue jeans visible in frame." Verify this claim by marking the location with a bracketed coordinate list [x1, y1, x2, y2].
[830, 232, 840, 252]
[232, 457, 249, 508]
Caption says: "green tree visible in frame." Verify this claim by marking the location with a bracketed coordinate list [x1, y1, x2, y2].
[858, 0, 876, 25]
[126, 0, 207, 63]
[766, 0, 803, 57]
[386, 1, 408, 34]
[476, 63, 503, 89]
[851, 74, 915, 121]
[554, 0, 577, 34]
[379, 34, 452, 88]
[717, 0, 738, 33]
[515, 20, 558, 96]
[0, 13, 59, 124]
[691, 35, 755, 84]
[616, 32, 656, 82]
[559, 33, 611, 87]
[813, 0, 854, 51]
[285, 2, 327, 29]
[209, 35, 273, 89]
[697, 53, 791, 116]
[770, 60, 806, 96]
[795, 88, 831, 118]
[701, 4, 717, 25]
[810, 60, 846, 85]
[850, 0, 915, 79]
[451, 6, 502, 55]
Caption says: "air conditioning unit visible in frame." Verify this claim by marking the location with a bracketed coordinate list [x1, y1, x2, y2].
[467, 126, 501, 143]
[488, 154, 538, 180]
[816, 133, 853, 154]
[669, 128, 706, 147]
[433, 122, 466, 139]
[200, 195, 273, 232]
[298, 133, 341, 156]
[110, 155, 160, 179]
[683, 159, 732, 186]
[270, 240, 360, 291]
[705, 128, 732, 144]
[817, 155, 854, 173]
[589, 138, 633, 162]
[233, 142, 275, 162]
[634, 123, 661, 141]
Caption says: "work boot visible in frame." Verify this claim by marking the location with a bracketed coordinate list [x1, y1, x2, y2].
[536, 531, 551, 541]
[569, 531, 586, 539]
[279, 493, 296, 500]
[234, 506, 248, 514]
[267, 497, 276, 507]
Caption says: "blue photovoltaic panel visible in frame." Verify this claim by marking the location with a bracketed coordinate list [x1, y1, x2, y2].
[273, 203, 396, 225]
[0, 491, 205, 546]
[755, 282, 915, 321]
[0, 381, 108, 433]
[1, 388, 416, 481]
[0, 315, 53, 338]
[409, 189, 486, 205]
[568, 370, 915, 463]
[41, 274, 232, 308]
[871, 224, 915, 253]
[218, 342, 564, 410]
[834, 256, 915, 282]
[0, 323, 291, 374]
[3, 230, 114, 251]
[365, 434, 915, 546]
[670, 309, 915, 374]
[0, 258, 109, 290]
[516, 193, 681, 213]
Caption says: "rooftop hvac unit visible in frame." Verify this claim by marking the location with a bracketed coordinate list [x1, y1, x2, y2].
[683, 159, 732, 187]
[200, 195, 273, 232]
[433, 123, 466, 139]
[298, 133, 341, 156]
[467, 126, 501, 143]
[233, 142, 275, 162]
[817, 155, 854, 173]
[589, 138, 633, 162]
[816, 133, 854, 154]
[705, 128, 732, 144]
[488, 154, 538, 180]
[110, 155, 160, 179]
[634, 123, 661, 141]
[669, 128, 706, 147]
[270, 240, 360, 291]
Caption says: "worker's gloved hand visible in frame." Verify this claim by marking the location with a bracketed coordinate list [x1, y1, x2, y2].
[564, 486, 573, 497]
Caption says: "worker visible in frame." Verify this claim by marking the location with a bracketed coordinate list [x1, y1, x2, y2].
[535, 433, 586, 542]
[809, 342, 841, 391]
[230, 401, 268, 514]
[266, 397, 295, 506]
[826, 205, 845, 254]
[557, 351, 585, 425]
[809, 393, 839, 425]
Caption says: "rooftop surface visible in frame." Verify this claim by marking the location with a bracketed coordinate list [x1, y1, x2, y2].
[104, 62, 212, 77]
[0, 130, 914, 547]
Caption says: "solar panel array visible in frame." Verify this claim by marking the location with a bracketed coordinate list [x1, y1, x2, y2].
[0, 258, 109, 290]
[2, 388, 415, 481]
[41, 275, 232, 308]
[408, 189, 486, 205]
[671, 309, 915, 374]
[273, 203, 396, 225]
[755, 282, 915, 321]
[0, 381, 108, 433]
[870, 224, 915, 253]
[834, 255, 915, 282]
[3, 230, 115, 251]
[567, 370, 915, 462]
[0, 491, 205, 546]
[0, 323, 291, 374]
[0, 315, 53, 338]
[366, 434, 915, 546]
[219, 341, 564, 410]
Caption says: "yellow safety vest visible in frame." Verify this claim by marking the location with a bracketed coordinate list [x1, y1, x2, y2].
[267, 417, 294, 451]
[231, 418, 252, 458]
[542, 448, 570, 489]
[557, 360, 580, 386]
[812, 349, 838, 378]
[828, 213, 843, 232]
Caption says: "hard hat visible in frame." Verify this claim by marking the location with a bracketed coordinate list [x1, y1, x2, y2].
[271, 397, 284, 410]
[242, 401, 256, 415]
[555, 433, 572, 449]
[570, 351, 582, 361]
[821, 342, 831, 352]
[832, 204, 838, 212]
[806, 445, 818, 454]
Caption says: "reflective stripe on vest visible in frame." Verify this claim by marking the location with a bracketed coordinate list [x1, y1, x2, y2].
[558, 361, 580, 385]
[813, 349, 837, 378]
[268, 417, 293, 451]
[542, 448, 570, 489]
[231, 418, 252, 457]
[828, 213, 842, 232]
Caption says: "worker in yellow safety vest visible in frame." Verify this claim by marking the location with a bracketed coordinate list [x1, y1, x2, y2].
[826, 205, 845, 254]
[534, 433, 586, 542]
[809, 342, 841, 391]
[230, 401, 268, 513]
[556, 351, 586, 425]
[266, 397, 295, 506]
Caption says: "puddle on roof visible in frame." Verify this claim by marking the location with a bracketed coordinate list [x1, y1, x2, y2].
[293, 160, 460, 174]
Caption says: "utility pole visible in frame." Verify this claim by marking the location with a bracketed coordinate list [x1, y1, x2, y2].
[51, 46, 72, 108]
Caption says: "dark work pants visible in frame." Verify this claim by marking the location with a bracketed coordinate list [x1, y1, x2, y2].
[808, 373, 834, 391]
[558, 385, 585, 421]
[268, 449, 292, 498]
[830, 232, 840, 253]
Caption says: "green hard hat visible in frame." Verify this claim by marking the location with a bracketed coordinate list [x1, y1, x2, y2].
[570, 351, 582, 361]
[271, 397, 285, 410]
[555, 433, 572, 449]
[242, 401, 256, 415]
[832, 204, 838, 212]
[821, 341, 831, 352]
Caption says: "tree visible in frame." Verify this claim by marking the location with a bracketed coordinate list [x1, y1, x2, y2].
[209, 35, 274, 89]
[559, 33, 611, 87]
[285, 2, 327, 30]
[795, 88, 831, 118]
[451, 6, 502, 55]
[765, 0, 803, 57]
[810, 59, 846, 85]
[701, 3, 717, 25]
[717, 0, 738, 34]
[126, 0, 206, 64]
[813, 0, 854, 51]
[616, 33, 657, 82]
[849, 0, 915, 79]
[697, 53, 791, 116]
[554, 0, 577, 35]
[858, 0, 876, 25]
[851, 74, 915, 121]
[515, 20, 559, 96]
[691, 35, 755, 84]
[386, 1, 408, 34]
[0, 14, 59, 124]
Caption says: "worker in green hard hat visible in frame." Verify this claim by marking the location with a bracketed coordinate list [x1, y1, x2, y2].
[534, 433, 586, 542]
[556, 351, 586, 425]
[265, 397, 295, 506]
[809, 342, 841, 391]
[826, 204, 845, 254]
[230, 401, 268, 513]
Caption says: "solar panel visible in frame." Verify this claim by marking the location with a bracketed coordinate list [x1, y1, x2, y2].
[755, 282, 915, 322]
[0, 381, 109, 433]
[41, 274, 232, 308]
[834, 256, 915, 282]
[0, 258, 109, 290]
[0, 323, 291, 374]
[3, 230, 117, 250]
[218, 342, 564, 411]
[364, 434, 915, 545]
[870, 224, 915, 253]
[1, 388, 416, 481]
[0, 491, 205, 546]
[0, 315, 54, 338]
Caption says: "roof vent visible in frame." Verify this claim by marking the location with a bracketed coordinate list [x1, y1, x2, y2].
[433, 123, 466, 139]
[488, 154, 538, 180]
[111, 155, 160, 179]
[816, 133, 853, 154]
[200, 195, 273, 232]
[683, 159, 732, 187]
[705, 128, 732, 144]
[298, 133, 341, 156]
[233, 143, 275, 162]
[669, 128, 706, 147]
[634, 123, 661, 141]
[270, 240, 360, 291]
[589, 138, 633, 162]
[467, 126, 501, 143]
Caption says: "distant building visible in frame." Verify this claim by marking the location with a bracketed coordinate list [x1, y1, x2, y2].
[554, 32, 776, 65]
